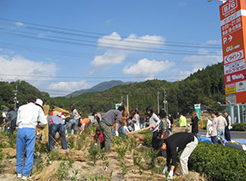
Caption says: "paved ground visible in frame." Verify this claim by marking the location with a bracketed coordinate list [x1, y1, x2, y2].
[198, 129, 246, 139]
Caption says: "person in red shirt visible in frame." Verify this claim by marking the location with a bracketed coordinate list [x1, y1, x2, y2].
[93, 127, 105, 149]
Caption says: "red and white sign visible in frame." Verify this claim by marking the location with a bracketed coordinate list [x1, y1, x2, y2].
[224, 49, 244, 64]
[221, 0, 238, 17]
[224, 69, 246, 84]
[220, 0, 246, 104]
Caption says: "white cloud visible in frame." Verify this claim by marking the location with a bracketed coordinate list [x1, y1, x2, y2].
[91, 51, 125, 67]
[14, 22, 25, 28]
[0, 55, 57, 86]
[91, 32, 166, 72]
[177, 68, 201, 81]
[90, 51, 126, 74]
[98, 32, 165, 50]
[123, 58, 175, 76]
[182, 48, 222, 68]
[173, 45, 222, 81]
[47, 80, 90, 95]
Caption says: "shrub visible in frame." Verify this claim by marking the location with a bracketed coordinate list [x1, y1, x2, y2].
[113, 135, 123, 146]
[56, 161, 69, 180]
[189, 142, 246, 181]
[139, 130, 152, 147]
[128, 136, 136, 152]
[8, 132, 17, 148]
[88, 141, 100, 165]
[231, 123, 246, 131]
[67, 137, 75, 149]
[47, 149, 60, 161]
[116, 146, 127, 160]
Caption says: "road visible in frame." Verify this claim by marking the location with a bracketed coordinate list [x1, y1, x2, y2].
[198, 129, 246, 139]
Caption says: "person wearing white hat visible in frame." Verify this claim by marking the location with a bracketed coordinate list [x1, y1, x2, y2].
[16, 97, 47, 180]
[35, 99, 43, 107]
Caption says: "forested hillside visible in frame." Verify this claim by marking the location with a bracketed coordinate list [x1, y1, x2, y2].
[54, 62, 225, 117]
[0, 62, 225, 117]
[0, 80, 54, 110]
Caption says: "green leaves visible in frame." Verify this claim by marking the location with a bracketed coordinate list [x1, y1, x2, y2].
[189, 142, 246, 181]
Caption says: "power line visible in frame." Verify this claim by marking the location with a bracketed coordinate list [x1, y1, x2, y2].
[0, 73, 190, 79]
[1, 18, 222, 49]
[0, 30, 221, 56]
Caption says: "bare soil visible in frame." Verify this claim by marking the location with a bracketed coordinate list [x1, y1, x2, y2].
[0, 127, 207, 181]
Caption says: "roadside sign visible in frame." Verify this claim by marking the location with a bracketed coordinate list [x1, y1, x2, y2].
[194, 104, 201, 119]
[220, 0, 246, 104]
[115, 103, 121, 110]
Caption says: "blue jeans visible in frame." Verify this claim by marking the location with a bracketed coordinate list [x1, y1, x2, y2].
[140, 123, 145, 129]
[112, 123, 126, 136]
[217, 129, 226, 144]
[16, 128, 36, 177]
[49, 124, 67, 150]
[65, 119, 78, 134]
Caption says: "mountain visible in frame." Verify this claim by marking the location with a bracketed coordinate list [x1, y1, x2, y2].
[0, 62, 225, 117]
[65, 80, 129, 98]
[54, 62, 225, 117]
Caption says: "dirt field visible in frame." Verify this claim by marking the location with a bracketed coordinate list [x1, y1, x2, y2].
[0, 126, 207, 181]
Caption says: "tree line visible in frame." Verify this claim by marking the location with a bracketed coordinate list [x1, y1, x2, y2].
[0, 62, 225, 118]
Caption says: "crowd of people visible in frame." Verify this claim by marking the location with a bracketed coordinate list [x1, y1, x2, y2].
[207, 111, 231, 145]
[1, 96, 234, 180]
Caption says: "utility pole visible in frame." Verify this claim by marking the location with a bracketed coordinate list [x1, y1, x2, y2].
[127, 95, 129, 115]
[163, 89, 168, 116]
[13, 85, 18, 109]
[157, 91, 160, 114]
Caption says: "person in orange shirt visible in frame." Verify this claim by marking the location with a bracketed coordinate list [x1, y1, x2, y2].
[79, 118, 91, 134]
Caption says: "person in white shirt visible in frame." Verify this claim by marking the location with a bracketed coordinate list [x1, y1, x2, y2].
[65, 105, 81, 135]
[146, 106, 160, 151]
[16, 97, 47, 180]
[132, 110, 140, 131]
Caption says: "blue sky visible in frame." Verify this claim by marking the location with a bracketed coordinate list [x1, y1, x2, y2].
[0, 0, 224, 97]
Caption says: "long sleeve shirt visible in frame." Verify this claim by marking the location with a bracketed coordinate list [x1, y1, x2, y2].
[211, 117, 218, 137]
[49, 116, 64, 125]
[165, 132, 195, 167]
[5, 110, 17, 122]
[17, 102, 47, 129]
[71, 109, 80, 120]
[217, 116, 227, 131]
[149, 113, 160, 132]
[102, 109, 122, 126]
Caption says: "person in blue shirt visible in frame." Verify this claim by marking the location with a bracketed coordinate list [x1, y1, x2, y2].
[48, 112, 67, 150]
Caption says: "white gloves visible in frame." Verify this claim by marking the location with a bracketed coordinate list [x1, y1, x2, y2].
[162, 167, 168, 174]
[167, 171, 173, 180]
[115, 131, 119, 137]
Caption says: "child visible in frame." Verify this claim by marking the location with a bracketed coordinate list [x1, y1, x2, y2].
[93, 127, 105, 149]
